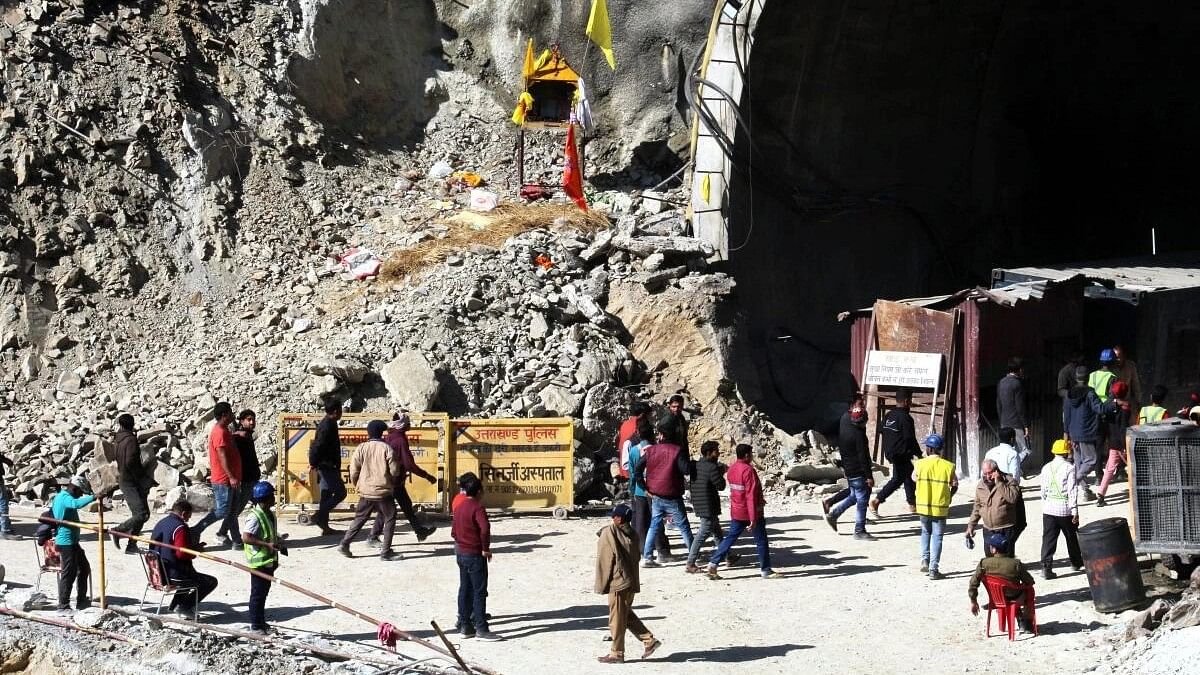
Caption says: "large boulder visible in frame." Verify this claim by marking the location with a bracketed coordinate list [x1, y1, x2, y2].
[381, 350, 441, 411]
[539, 384, 584, 417]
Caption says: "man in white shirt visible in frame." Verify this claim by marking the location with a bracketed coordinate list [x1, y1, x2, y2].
[984, 427, 1027, 555]
[1039, 439, 1083, 579]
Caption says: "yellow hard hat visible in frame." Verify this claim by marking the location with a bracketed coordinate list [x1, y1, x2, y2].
[1051, 439, 1070, 456]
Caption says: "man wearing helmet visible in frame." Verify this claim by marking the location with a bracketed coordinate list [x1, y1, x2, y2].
[242, 480, 286, 634]
[912, 433, 958, 579]
[1038, 440, 1082, 579]
[1089, 349, 1118, 403]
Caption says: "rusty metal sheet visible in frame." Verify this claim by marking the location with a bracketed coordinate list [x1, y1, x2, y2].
[874, 299, 955, 356]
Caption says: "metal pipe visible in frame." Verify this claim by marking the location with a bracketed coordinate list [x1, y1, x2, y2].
[0, 606, 144, 646]
[430, 620, 473, 675]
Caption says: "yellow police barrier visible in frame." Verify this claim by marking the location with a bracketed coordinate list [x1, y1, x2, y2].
[450, 417, 575, 518]
[277, 412, 451, 521]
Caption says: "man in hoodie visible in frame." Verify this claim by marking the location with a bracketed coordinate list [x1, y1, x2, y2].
[965, 459, 1020, 555]
[1064, 365, 1105, 501]
[826, 398, 875, 540]
[110, 413, 150, 554]
[996, 357, 1033, 470]
[634, 429, 694, 567]
[337, 420, 402, 561]
[1038, 440, 1082, 579]
[686, 441, 727, 573]
[595, 504, 661, 664]
[871, 389, 921, 517]
[367, 413, 436, 547]
[706, 444, 781, 579]
[1096, 381, 1133, 508]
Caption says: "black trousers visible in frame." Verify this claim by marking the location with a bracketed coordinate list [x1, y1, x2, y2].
[1041, 514, 1083, 569]
[632, 495, 670, 556]
[57, 543, 90, 608]
[341, 497, 397, 555]
[169, 568, 220, 611]
[371, 484, 424, 537]
[248, 563, 277, 629]
[1009, 493, 1028, 556]
[114, 478, 150, 547]
[876, 456, 916, 506]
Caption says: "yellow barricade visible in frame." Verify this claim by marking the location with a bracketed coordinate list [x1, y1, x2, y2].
[450, 417, 575, 518]
[277, 412, 451, 518]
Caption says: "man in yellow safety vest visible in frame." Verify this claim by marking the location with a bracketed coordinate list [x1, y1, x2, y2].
[1038, 439, 1082, 579]
[1137, 385, 1169, 425]
[912, 433, 958, 580]
[242, 480, 286, 635]
[1089, 349, 1118, 403]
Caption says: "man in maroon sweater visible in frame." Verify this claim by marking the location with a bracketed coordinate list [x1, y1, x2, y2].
[368, 413, 437, 547]
[452, 473, 502, 641]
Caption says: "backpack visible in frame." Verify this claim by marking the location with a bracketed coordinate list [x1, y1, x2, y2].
[35, 508, 57, 545]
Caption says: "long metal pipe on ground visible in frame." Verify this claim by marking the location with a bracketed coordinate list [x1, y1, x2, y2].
[16, 514, 497, 675]
[0, 606, 145, 646]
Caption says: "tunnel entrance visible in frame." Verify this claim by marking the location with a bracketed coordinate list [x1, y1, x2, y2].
[726, 1, 1200, 433]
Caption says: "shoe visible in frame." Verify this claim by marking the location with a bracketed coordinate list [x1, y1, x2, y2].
[920, 561, 929, 573]
[380, 551, 401, 561]
[56, 605, 72, 613]
[215, 535, 232, 549]
[461, 630, 477, 639]
[1082, 488, 1097, 502]
[1072, 564, 1085, 572]
[824, 513, 838, 532]
[1096, 495, 1107, 507]
[685, 563, 700, 574]
[762, 571, 783, 579]
[928, 570, 945, 580]
[249, 625, 271, 636]
[821, 498, 832, 515]
[76, 600, 92, 610]
[705, 566, 722, 580]
[338, 545, 352, 558]
[868, 498, 881, 519]
[124, 543, 140, 555]
[319, 527, 339, 536]
[853, 532, 877, 541]
[726, 552, 742, 565]
[416, 526, 436, 543]
[1042, 568, 1058, 580]
[229, 539, 243, 551]
[109, 531, 122, 548]
[0, 531, 19, 541]
[642, 639, 662, 659]
[475, 631, 504, 641]
[641, 558, 661, 568]
[597, 655, 624, 664]
[655, 552, 674, 564]
[366, 537, 382, 549]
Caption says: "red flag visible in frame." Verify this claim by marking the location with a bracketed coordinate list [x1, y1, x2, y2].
[563, 124, 587, 211]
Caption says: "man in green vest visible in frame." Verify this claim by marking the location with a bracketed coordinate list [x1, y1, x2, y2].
[242, 480, 287, 635]
[912, 433, 958, 580]
[1138, 385, 1169, 424]
[1089, 349, 1118, 403]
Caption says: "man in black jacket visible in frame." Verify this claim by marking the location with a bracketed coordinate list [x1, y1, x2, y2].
[997, 357, 1032, 471]
[686, 441, 728, 573]
[308, 401, 346, 535]
[658, 395, 690, 456]
[110, 414, 150, 554]
[870, 389, 921, 518]
[826, 400, 875, 539]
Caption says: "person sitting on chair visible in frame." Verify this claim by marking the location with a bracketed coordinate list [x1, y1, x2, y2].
[150, 499, 219, 618]
[968, 532, 1036, 633]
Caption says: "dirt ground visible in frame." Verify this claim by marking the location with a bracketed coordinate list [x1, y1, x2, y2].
[0, 483, 1142, 674]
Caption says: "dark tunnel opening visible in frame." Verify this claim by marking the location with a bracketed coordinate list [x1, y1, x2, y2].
[726, 1, 1200, 433]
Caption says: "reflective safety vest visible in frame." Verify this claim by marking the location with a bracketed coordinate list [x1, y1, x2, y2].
[1138, 405, 1167, 424]
[1089, 370, 1115, 402]
[243, 506, 278, 569]
[914, 455, 956, 518]
[1045, 461, 1067, 504]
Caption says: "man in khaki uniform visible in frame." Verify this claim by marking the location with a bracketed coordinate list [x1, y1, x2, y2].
[595, 504, 661, 664]
[968, 532, 1037, 633]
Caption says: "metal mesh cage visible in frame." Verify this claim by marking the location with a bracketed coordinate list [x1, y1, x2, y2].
[1129, 421, 1200, 554]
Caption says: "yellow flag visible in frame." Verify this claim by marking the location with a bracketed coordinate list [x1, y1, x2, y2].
[586, 0, 615, 69]
[521, 38, 535, 81]
[700, 174, 711, 203]
[534, 48, 552, 71]
[511, 92, 534, 125]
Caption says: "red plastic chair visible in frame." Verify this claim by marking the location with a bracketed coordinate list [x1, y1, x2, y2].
[982, 574, 1038, 640]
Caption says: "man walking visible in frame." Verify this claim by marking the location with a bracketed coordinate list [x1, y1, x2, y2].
[659, 395, 690, 456]
[625, 419, 671, 563]
[1064, 365, 1105, 500]
[110, 414, 150, 554]
[706, 444, 781, 579]
[983, 427, 1028, 553]
[452, 473, 501, 640]
[826, 398, 875, 540]
[1089, 349, 1118, 403]
[309, 401, 346, 535]
[1112, 345, 1142, 411]
[686, 441, 727, 573]
[52, 476, 98, 610]
[368, 413, 436, 547]
[1039, 440, 1082, 579]
[596, 504, 661, 663]
[338, 421, 402, 561]
[871, 389, 921, 517]
[965, 459, 1020, 555]
[997, 357, 1033, 470]
[634, 430, 694, 567]
[0, 443, 18, 539]
[242, 481, 286, 635]
[150, 499, 219, 617]
[1057, 351, 1084, 399]
[1096, 381, 1133, 508]
[616, 402, 651, 486]
[192, 403, 243, 548]
[913, 433, 957, 580]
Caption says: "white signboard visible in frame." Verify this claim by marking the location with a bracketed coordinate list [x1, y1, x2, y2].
[863, 350, 942, 389]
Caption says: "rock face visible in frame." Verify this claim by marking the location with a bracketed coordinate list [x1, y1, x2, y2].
[381, 351, 441, 412]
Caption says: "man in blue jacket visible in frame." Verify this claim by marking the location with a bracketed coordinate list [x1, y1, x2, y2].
[51, 476, 98, 611]
[1063, 365, 1105, 501]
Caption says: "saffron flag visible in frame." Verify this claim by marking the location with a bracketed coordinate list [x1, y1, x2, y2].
[511, 91, 534, 125]
[563, 124, 587, 210]
[521, 38, 535, 81]
[586, 0, 615, 70]
[700, 174, 711, 203]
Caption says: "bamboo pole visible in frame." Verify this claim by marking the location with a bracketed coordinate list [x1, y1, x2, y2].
[430, 620, 473, 675]
[96, 502, 106, 610]
[0, 606, 144, 646]
[21, 514, 499, 675]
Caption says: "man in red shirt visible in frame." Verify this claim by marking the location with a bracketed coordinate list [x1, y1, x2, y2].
[705, 444, 780, 579]
[192, 402, 244, 548]
[451, 473, 502, 641]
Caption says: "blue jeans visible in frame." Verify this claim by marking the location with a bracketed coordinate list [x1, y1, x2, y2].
[920, 515, 946, 572]
[709, 518, 772, 572]
[643, 496, 693, 561]
[456, 553, 489, 632]
[192, 482, 232, 539]
[830, 477, 870, 533]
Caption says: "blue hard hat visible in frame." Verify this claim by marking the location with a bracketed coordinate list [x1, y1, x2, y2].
[924, 433, 944, 450]
[251, 480, 275, 501]
[1100, 348, 1116, 364]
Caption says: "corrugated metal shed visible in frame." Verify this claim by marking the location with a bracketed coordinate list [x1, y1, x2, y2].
[994, 254, 1200, 302]
[839, 279, 1061, 321]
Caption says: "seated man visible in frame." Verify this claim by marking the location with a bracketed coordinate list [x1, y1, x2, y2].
[968, 532, 1036, 632]
[150, 499, 219, 617]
